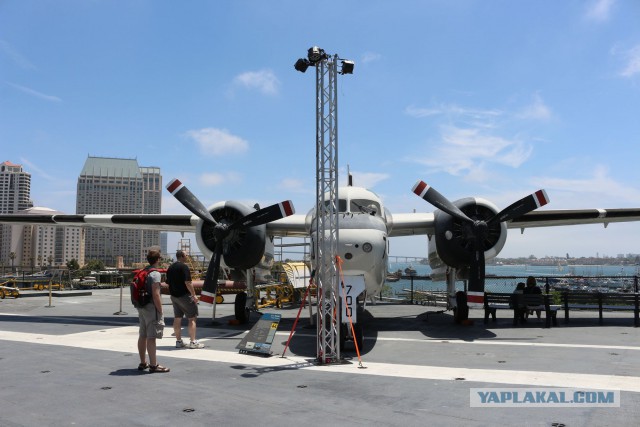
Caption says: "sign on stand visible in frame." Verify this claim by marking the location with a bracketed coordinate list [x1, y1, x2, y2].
[236, 313, 281, 356]
[339, 275, 366, 323]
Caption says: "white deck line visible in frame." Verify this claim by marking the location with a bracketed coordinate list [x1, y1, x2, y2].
[1, 327, 639, 392]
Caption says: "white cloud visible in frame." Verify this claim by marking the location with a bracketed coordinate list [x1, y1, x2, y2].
[516, 93, 552, 121]
[0, 40, 35, 69]
[199, 171, 241, 187]
[618, 44, 640, 78]
[232, 69, 280, 95]
[361, 52, 381, 64]
[185, 128, 249, 156]
[19, 158, 55, 181]
[531, 165, 640, 205]
[405, 104, 502, 120]
[346, 171, 390, 189]
[6, 82, 61, 102]
[584, 0, 616, 23]
[279, 178, 309, 194]
[415, 126, 532, 178]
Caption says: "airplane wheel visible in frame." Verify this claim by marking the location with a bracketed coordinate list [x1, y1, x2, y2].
[234, 292, 249, 324]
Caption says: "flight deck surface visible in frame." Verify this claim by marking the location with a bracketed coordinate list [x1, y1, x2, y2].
[0, 289, 638, 426]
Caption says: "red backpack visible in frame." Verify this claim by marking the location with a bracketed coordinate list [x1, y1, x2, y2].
[130, 267, 166, 308]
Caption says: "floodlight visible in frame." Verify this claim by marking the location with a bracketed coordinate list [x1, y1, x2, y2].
[307, 46, 326, 64]
[340, 60, 355, 75]
[294, 58, 310, 73]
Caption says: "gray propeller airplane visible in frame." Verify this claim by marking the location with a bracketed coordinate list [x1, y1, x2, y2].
[2, 177, 640, 349]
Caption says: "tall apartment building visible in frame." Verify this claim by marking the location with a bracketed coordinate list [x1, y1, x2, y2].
[11, 206, 85, 268]
[76, 156, 161, 266]
[0, 161, 33, 267]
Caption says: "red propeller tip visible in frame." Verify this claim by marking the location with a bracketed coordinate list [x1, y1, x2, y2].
[280, 200, 295, 216]
[412, 180, 429, 197]
[534, 189, 550, 208]
[166, 179, 183, 194]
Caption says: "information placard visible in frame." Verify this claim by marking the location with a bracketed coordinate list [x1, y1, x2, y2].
[236, 312, 281, 355]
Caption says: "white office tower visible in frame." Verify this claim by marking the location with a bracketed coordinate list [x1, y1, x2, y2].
[0, 161, 33, 267]
[76, 156, 161, 266]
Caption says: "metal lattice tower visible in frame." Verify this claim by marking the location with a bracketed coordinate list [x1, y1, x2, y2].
[314, 55, 340, 363]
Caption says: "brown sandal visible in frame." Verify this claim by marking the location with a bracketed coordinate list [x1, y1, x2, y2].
[149, 364, 170, 373]
[137, 362, 149, 371]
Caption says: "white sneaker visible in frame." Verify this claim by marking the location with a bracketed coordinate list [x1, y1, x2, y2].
[176, 340, 186, 348]
[188, 341, 204, 349]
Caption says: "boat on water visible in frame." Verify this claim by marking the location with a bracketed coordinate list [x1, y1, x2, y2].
[404, 266, 417, 275]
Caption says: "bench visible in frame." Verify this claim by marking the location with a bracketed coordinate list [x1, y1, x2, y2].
[561, 292, 640, 326]
[484, 293, 559, 328]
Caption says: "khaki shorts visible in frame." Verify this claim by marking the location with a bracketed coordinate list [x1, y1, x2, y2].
[171, 294, 199, 319]
[138, 304, 164, 339]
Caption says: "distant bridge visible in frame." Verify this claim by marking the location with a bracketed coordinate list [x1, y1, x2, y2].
[388, 256, 428, 264]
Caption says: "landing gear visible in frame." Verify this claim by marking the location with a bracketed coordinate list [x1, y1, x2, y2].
[234, 292, 249, 324]
[453, 290, 469, 324]
[339, 301, 364, 352]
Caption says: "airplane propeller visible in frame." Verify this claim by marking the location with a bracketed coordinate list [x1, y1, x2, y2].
[167, 178, 295, 304]
[412, 180, 549, 305]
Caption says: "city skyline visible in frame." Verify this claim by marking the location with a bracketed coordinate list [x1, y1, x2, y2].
[76, 156, 161, 265]
[2, 1, 640, 259]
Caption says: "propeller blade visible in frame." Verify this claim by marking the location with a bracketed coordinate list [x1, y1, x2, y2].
[229, 200, 295, 230]
[200, 241, 223, 304]
[166, 178, 217, 225]
[489, 189, 550, 224]
[412, 180, 473, 223]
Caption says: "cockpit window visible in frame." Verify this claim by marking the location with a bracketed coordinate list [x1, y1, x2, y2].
[350, 199, 381, 216]
[322, 199, 348, 213]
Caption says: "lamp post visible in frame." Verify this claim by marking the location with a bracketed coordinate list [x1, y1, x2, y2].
[294, 46, 353, 364]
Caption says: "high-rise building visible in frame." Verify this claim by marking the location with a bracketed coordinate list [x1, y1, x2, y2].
[0, 161, 33, 267]
[10, 206, 85, 268]
[76, 156, 161, 266]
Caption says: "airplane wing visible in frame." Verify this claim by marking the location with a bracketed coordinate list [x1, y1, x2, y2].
[508, 208, 640, 229]
[0, 213, 197, 232]
[0, 212, 311, 236]
[386, 208, 640, 237]
[387, 212, 436, 237]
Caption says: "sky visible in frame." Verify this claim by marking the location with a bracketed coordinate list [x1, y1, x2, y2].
[1, 0, 640, 259]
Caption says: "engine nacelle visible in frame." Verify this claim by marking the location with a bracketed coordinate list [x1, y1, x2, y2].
[429, 197, 507, 280]
[195, 201, 271, 271]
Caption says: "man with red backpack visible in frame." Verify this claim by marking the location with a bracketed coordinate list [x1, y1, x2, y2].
[136, 248, 169, 373]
